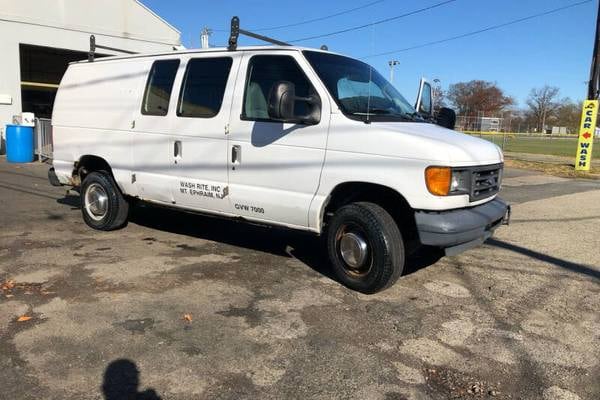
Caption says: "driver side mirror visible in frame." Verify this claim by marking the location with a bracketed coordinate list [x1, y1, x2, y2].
[415, 78, 433, 117]
[436, 107, 456, 130]
[268, 81, 321, 125]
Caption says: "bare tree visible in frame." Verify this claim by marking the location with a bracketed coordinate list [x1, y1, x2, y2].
[447, 80, 514, 116]
[505, 109, 529, 133]
[525, 86, 561, 133]
[555, 99, 582, 134]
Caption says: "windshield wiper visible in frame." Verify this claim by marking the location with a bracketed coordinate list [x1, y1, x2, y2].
[408, 112, 430, 122]
[369, 109, 422, 121]
[350, 111, 416, 124]
[351, 109, 391, 115]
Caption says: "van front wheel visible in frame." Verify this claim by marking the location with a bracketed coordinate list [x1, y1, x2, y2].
[326, 202, 404, 294]
[80, 171, 129, 231]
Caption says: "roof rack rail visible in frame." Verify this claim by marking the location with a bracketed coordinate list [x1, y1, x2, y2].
[88, 35, 139, 62]
[227, 16, 291, 51]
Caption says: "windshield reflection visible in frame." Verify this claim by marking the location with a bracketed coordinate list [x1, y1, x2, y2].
[304, 51, 420, 122]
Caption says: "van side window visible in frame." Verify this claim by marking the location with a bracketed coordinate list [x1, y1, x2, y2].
[243, 55, 315, 121]
[177, 57, 233, 118]
[141, 59, 180, 116]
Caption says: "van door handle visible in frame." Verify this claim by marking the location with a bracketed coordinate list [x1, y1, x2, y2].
[231, 145, 241, 169]
[174, 140, 182, 164]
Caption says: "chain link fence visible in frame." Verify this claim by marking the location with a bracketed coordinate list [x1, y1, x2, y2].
[466, 132, 600, 157]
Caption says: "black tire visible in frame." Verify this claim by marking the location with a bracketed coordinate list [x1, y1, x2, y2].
[80, 171, 129, 231]
[326, 202, 404, 294]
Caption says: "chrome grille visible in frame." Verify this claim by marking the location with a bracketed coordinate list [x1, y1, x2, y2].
[470, 164, 502, 201]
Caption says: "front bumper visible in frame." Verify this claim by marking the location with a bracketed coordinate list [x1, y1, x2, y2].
[415, 197, 510, 256]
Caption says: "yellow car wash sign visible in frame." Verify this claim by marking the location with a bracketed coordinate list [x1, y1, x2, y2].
[575, 100, 598, 171]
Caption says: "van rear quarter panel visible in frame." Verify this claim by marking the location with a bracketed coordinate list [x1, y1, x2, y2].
[52, 59, 149, 192]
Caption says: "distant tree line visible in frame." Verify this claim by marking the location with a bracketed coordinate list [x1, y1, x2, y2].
[435, 80, 584, 134]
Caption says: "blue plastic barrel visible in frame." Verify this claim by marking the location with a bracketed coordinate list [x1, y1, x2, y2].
[6, 124, 34, 163]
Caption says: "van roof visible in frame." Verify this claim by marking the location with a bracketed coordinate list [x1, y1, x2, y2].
[73, 45, 338, 65]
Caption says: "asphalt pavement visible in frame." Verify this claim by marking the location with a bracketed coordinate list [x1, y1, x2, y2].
[1, 158, 599, 400]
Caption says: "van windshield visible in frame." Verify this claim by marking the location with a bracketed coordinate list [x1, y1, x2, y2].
[303, 51, 419, 123]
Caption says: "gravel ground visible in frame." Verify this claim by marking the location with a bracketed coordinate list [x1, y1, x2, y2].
[0, 158, 599, 400]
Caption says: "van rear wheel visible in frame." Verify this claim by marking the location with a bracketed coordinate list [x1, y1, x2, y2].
[80, 171, 129, 231]
[326, 202, 404, 294]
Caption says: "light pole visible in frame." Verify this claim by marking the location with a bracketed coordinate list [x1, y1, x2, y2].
[200, 27, 212, 49]
[388, 60, 400, 84]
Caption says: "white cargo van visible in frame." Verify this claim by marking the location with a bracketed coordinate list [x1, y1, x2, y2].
[49, 32, 509, 293]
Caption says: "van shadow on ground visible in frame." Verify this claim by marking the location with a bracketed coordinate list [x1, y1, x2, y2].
[58, 195, 443, 283]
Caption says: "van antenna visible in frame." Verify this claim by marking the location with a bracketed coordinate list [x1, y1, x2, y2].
[227, 16, 291, 51]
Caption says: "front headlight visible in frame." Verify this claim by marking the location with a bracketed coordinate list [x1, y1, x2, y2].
[449, 169, 470, 194]
[425, 167, 470, 196]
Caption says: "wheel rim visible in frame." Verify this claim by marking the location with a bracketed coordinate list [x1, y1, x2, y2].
[335, 224, 372, 277]
[84, 183, 108, 221]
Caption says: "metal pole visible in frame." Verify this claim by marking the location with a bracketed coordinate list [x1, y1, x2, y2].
[588, 0, 600, 100]
[388, 60, 399, 83]
[88, 35, 96, 62]
[200, 27, 212, 49]
[35, 118, 42, 162]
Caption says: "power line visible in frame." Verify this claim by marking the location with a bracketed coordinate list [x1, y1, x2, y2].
[214, 0, 386, 32]
[287, 0, 458, 43]
[362, 0, 593, 58]
[251, 0, 386, 32]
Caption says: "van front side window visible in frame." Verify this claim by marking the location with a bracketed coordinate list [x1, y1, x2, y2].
[141, 59, 180, 116]
[243, 55, 315, 121]
[177, 57, 233, 118]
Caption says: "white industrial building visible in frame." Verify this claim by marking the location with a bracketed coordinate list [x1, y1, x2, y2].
[0, 0, 182, 153]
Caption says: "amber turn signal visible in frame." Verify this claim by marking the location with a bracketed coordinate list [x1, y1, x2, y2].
[425, 167, 451, 196]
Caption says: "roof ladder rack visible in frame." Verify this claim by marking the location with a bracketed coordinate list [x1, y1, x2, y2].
[88, 35, 139, 62]
[227, 16, 291, 51]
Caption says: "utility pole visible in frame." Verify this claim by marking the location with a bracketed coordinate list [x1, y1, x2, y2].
[388, 60, 400, 84]
[588, 1, 600, 100]
[575, 1, 600, 171]
[200, 27, 212, 49]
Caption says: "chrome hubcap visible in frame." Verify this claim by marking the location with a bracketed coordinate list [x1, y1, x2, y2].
[337, 223, 371, 276]
[84, 183, 108, 221]
[340, 232, 369, 268]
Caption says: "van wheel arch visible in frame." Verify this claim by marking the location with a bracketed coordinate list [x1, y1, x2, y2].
[73, 155, 114, 187]
[323, 182, 419, 252]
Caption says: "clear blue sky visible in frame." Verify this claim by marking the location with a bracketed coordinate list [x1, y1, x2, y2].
[142, 0, 597, 108]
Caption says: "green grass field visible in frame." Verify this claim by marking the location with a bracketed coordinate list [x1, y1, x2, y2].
[471, 134, 600, 157]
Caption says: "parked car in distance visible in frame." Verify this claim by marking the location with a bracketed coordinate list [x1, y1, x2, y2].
[49, 44, 509, 293]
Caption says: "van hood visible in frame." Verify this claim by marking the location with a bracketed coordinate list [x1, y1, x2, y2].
[367, 122, 503, 165]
